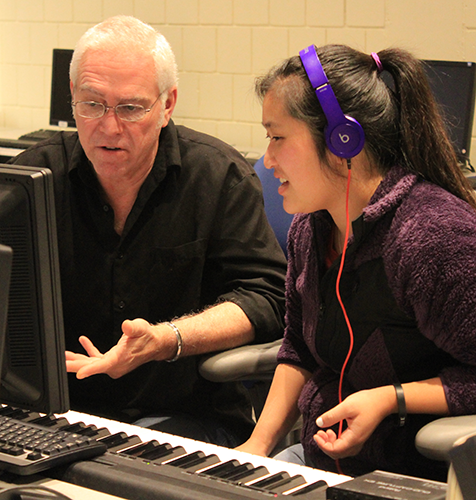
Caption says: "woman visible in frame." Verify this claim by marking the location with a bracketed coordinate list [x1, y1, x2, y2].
[237, 44, 476, 481]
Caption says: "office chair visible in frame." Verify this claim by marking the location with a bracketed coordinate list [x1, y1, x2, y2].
[416, 415, 476, 462]
[199, 156, 293, 424]
[253, 156, 294, 255]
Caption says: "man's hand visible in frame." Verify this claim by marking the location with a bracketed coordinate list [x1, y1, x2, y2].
[65, 318, 176, 379]
[313, 386, 396, 460]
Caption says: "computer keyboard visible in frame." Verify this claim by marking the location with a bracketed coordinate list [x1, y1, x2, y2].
[18, 129, 58, 142]
[0, 415, 107, 476]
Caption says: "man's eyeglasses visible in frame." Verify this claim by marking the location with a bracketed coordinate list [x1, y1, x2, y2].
[72, 95, 161, 122]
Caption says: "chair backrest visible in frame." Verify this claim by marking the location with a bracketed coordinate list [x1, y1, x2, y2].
[254, 156, 294, 255]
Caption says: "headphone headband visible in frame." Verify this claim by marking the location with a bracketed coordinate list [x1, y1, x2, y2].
[299, 45, 365, 159]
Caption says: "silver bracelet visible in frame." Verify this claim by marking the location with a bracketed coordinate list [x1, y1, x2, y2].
[165, 322, 183, 362]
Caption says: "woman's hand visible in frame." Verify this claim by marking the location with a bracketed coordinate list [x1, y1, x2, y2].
[313, 386, 396, 460]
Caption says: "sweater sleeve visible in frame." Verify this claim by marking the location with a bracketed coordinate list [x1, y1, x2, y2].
[385, 182, 476, 414]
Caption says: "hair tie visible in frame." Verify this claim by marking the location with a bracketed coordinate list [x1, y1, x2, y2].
[371, 52, 383, 73]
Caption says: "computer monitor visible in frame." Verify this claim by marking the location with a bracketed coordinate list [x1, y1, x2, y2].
[49, 48, 75, 128]
[0, 164, 69, 415]
[423, 60, 476, 165]
[0, 244, 12, 380]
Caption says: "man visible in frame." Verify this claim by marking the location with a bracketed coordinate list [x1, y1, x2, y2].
[10, 16, 286, 447]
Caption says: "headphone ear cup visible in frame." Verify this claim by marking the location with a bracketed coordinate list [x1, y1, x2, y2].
[299, 45, 365, 159]
[325, 115, 365, 158]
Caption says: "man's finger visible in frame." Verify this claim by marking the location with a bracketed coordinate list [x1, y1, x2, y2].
[78, 336, 103, 357]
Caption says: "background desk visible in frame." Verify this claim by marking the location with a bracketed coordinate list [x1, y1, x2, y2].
[0, 475, 123, 499]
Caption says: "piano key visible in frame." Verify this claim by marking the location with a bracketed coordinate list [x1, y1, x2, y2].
[163, 450, 206, 466]
[29, 415, 59, 427]
[120, 439, 162, 457]
[264, 474, 307, 494]
[198, 459, 241, 477]
[98, 432, 129, 449]
[134, 442, 177, 461]
[288, 479, 328, 496]
[235, 465, 270, 483]
[251, 471, 291, 489]
[99, 432, 142, 453]
[180, 454, 221, 473]
[88, 427, 111, 439]
[219, 462, 255, 480]
[63, 422, 109, 438]
[131, 444, 187, 464]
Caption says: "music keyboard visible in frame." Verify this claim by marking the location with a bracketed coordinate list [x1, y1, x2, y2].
[0, 407, 351, 500]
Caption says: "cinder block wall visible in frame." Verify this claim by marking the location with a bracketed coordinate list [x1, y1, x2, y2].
[1, 0, 476, 161]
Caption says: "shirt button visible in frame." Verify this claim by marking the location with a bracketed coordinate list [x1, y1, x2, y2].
[103, 205, 110, 212]
[118, 301, 125, 309]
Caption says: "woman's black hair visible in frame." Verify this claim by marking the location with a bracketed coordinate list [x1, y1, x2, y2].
[255, 44, 476, 209]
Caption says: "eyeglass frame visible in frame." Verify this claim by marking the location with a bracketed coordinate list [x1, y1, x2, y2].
[71, 94, 162, 122]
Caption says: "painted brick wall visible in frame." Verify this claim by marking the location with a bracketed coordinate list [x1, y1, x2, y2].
[1, 0, 476, 160]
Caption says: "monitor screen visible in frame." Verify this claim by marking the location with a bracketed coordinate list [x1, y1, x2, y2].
[423, 60, 476, 164]
[50, 48, 75, 128]
[0, 164, 69, 415]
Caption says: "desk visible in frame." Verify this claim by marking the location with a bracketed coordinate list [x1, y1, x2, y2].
[0, 129, 30, 162]
[0, 127, 75, 162]
[0, 476, 123, 499]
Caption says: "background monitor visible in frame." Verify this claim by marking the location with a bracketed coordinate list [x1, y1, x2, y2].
[423, 60, 476, 166]
[0, 164, 69, 415]
[49, 48, 75, 128]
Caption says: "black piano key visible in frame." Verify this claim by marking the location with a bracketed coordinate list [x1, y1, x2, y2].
[182, 454, 221, 473]
[0, 408, 27, 419]
[0, 407, 27, 418]
[73, 424, 100, 437]
[19, 412, 42, 423]
[199, 459, 241, 477]
[109, 435, 142, 453]
[99, 432, 142, 452]
[220, 462, 254, 480]
[120, 440, 162, 457]
[50, 418, 73, 431]
[138, 443, 174, 460]
[234, 465, 270, 483]
[91, 427, 111, 439]
[29, 415, 58, 427]
[251, 471, 291, 489]
[165, 450, 206, 467]
[149, 445, 187, 463]
[99, 432, 130, 448]
[290, 479, 328, 496]
[270, 475, 308, 494]
[60, 422, 86, 433]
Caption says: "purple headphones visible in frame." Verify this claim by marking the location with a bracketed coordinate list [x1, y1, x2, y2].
[299, 45, 365, 159]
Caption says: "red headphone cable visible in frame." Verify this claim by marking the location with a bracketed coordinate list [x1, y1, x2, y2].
[334, 163, 354, 474]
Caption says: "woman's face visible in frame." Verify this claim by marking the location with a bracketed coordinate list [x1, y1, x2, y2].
[262, 89, 342, 215]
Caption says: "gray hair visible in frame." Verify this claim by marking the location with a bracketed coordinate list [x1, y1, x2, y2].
[70, 15, 178, 96]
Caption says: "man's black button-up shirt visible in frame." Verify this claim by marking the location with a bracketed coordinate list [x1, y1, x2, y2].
[10, 121, 286, 438]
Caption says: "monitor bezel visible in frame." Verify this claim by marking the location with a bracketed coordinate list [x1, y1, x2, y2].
[0, 165, 69, 415]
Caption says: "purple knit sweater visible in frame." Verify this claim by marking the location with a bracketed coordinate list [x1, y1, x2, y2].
[278, 165, 476, 479]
